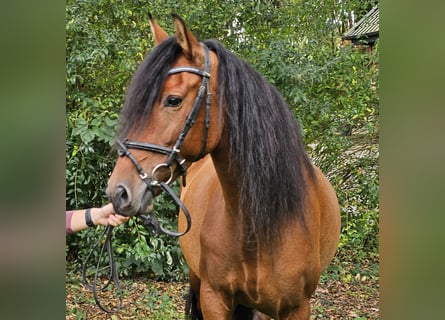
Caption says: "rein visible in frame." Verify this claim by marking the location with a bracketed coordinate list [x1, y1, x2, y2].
[82, 43, 211, 313]
[81, 226, 122, 313]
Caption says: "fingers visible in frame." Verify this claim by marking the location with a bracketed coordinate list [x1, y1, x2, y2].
[107, 214, 130, 227]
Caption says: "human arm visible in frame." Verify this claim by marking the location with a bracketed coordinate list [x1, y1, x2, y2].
[66, 203, 129, 234]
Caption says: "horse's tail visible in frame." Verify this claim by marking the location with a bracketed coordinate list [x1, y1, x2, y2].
[232, 305, 255, 320]
[185, 286, 203, 320]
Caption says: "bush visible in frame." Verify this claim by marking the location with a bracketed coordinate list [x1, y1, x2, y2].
[65, 0, 187, 280]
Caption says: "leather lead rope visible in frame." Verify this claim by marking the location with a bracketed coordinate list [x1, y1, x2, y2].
[81, 226, 123, 313]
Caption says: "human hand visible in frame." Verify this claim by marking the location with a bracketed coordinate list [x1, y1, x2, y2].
[107, 212, 130, 227]
[93, 203, 130, 227]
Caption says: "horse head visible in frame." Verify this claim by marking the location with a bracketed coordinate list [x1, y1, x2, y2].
[106, 13, 221, 217]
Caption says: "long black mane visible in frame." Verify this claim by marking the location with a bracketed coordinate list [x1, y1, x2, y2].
[205, 39, 315, 241]
[117, 37, 315, 242]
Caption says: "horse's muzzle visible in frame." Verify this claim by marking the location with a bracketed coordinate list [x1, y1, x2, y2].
[107, 183, 154, 217]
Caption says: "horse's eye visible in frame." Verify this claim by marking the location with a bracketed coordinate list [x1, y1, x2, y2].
[164, 96, 183, 108]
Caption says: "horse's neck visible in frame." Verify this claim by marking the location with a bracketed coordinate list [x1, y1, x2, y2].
[209, 143, 241, 216]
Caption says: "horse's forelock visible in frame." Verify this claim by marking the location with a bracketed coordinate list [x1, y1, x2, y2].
[116, 37, 182, 141]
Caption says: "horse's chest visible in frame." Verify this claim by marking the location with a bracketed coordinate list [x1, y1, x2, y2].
[201, 229, 316, 306]
[205, 256, 301, 310]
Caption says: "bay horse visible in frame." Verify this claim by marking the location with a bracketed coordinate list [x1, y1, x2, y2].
[107, 13, 340, 320]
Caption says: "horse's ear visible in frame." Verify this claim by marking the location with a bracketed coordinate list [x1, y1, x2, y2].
[172, 13, 202, 63]
[148, 12, 169, 45]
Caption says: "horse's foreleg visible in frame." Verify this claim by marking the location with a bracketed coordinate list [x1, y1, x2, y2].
[199, 282, 234, 320]
[186, 271, 203, 320]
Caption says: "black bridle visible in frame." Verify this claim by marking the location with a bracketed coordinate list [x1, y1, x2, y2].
[82, 43, 212, 314]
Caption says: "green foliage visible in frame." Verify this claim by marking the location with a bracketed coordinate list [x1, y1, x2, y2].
[66, 0, 149, 209]
[66, 0, 379, 280]
[66, 0, 189, 280]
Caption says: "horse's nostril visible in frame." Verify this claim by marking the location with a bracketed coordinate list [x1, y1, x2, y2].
[113, 185, 131, 210]
[117, 185, 128, 201]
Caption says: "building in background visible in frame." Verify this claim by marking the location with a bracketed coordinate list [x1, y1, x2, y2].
[342, 6, 379, 54]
